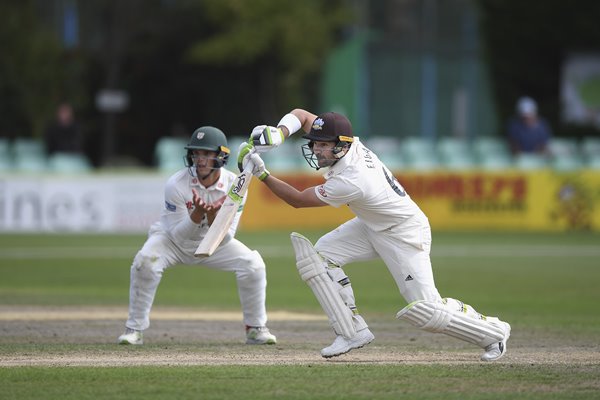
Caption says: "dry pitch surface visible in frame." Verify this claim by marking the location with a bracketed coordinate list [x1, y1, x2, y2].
[1, 306, 598, 367]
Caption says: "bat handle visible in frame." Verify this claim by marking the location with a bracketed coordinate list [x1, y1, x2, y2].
[242, 150, 256, 174]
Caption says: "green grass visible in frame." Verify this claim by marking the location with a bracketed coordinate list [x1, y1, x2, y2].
[1, 230, 599, 329]
[2, 364, 599, 400]
[1, 230, 600, 399]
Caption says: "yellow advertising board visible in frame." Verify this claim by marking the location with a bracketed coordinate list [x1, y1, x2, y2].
[398, 170, 600, 231]
[241, 170, 600, 232]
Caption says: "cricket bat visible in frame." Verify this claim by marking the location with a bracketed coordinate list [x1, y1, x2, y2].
[194, 159, 255, 257]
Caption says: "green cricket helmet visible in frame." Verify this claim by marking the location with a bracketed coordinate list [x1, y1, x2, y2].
[184, 126, 230, 168]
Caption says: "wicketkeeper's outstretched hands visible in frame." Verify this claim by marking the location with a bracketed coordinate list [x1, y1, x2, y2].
[237, 142, 270, 181]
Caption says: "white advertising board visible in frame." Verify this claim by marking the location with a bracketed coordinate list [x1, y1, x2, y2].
[0, 174, 165, 233]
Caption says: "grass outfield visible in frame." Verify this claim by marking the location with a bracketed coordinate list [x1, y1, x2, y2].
[1, 230, 599, 399]
[2, 364, 598, 400]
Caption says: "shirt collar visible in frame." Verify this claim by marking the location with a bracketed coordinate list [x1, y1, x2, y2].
[190, 169, 226, 191]
[322, 137, 360, 179]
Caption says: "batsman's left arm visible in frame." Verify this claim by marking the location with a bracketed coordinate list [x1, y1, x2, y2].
[261, 174, 326, 208]
[246, 153, 326, 208]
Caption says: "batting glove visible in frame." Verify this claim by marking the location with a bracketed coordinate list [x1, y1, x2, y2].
[237, 142, 254, 172]
[250, 125, 285, 153]
[249, 152, 270, 181]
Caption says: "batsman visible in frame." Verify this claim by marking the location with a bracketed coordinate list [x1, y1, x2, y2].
[238, 109, 511, 360]
[117, 126, 276, 346]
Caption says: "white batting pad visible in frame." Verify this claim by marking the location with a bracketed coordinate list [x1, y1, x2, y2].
[290, 232, 356, 338]
[396, 300, 506, 348]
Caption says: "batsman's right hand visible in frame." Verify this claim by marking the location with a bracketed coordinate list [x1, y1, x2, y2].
[238, 142, 270, 180]
[247, 153, 270, 181]
[250, 125, 285, 153]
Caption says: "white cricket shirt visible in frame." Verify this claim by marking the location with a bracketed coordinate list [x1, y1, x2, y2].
[154, 168, 244, 253]
[314, 138, 426, 232]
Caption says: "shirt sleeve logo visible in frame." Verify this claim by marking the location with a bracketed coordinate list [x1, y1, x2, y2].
[165, 201, 177, 212]
[317, 185, 328, 197]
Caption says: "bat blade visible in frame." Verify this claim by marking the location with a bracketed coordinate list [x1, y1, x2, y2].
[194, 161, 254, 257]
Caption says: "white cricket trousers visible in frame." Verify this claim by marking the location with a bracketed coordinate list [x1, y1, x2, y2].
[125, 232, 268, 331]
[315, 215, 442, 305]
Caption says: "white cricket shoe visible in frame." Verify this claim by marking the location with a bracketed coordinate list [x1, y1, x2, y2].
[481, 322, 511, 361]
[245, 326, 277, 345]
[118, 328, 143, 345]
[321, 328, 374, 358]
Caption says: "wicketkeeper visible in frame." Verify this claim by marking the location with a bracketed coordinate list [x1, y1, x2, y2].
[238, 109, 511, 360]
[118, 126, 276, 345]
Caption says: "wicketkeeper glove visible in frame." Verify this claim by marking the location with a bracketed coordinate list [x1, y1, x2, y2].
[250, 125, 285, 153]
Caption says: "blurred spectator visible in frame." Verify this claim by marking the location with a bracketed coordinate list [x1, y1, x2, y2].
[506, 96, 552, 155]
[43, 102, 84, 156]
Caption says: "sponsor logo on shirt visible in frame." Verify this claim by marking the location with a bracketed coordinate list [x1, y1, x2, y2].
[165, 201, 176, 212]
[317, 185, 327, 197]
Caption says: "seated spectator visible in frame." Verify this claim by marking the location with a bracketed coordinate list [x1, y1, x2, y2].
[507, 96, 552, 155]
